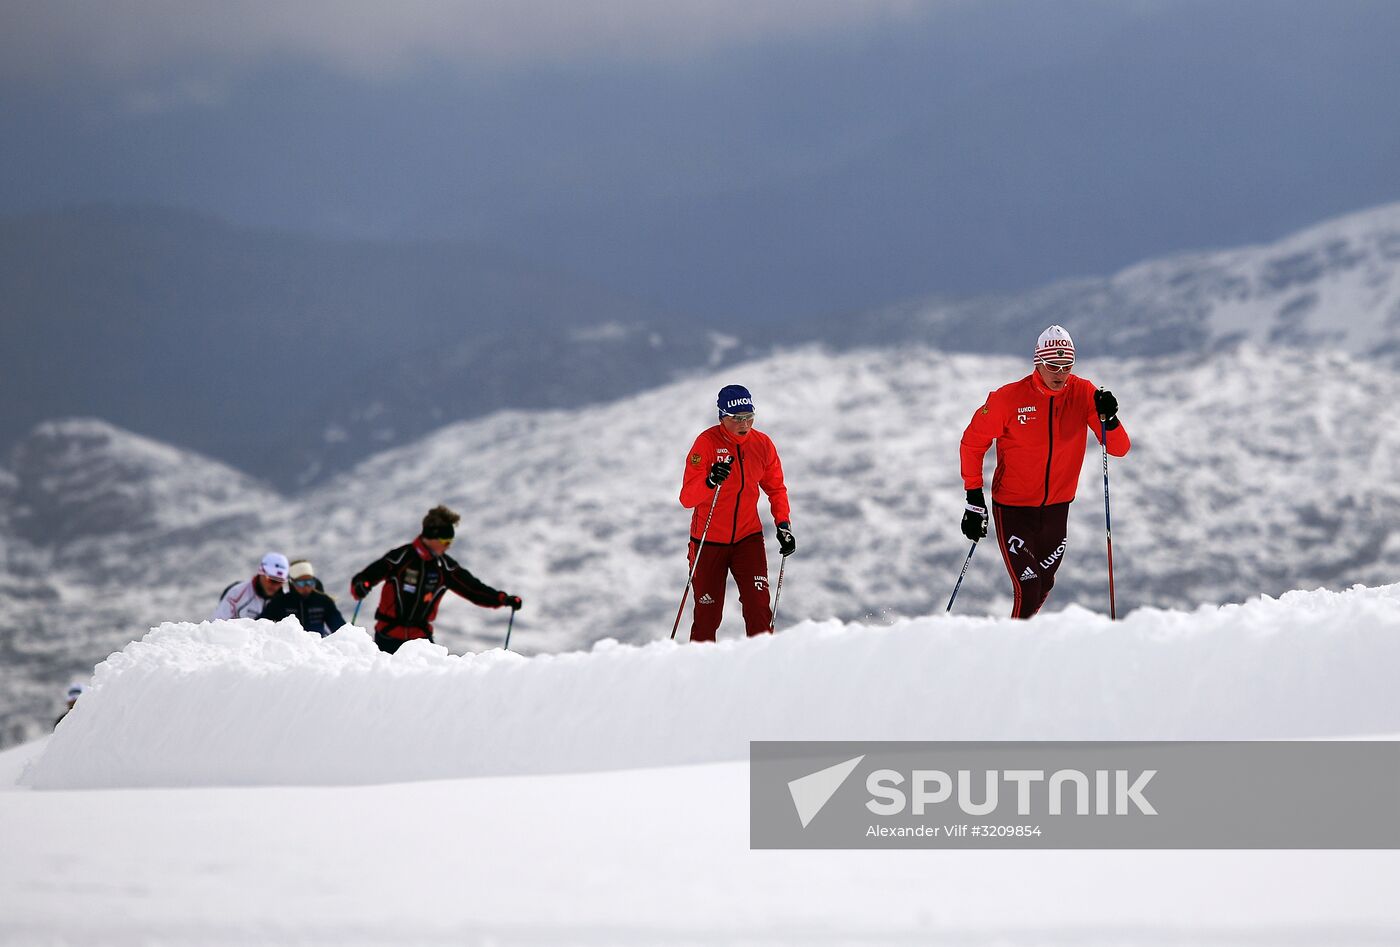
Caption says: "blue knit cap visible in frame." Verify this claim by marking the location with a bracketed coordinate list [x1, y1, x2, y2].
[717, 384, 755, 417]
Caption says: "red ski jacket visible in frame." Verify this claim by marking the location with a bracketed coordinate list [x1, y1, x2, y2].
[961, 372, 1130, 507]
[679, 425, 791, 545]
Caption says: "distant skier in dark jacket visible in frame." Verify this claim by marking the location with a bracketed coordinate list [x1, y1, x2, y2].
[54, 682, 85, 729]
[261, 560, 346, 637]
[349, 505, 522, 654]
[959, 325, 1131, 619]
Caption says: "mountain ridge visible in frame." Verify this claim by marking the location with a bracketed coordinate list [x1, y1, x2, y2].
[6, 199, 1400, 497]
[0, 205, 751, 489]
[3, 342, 1397, 747]
[6, 201, 1400, 746]
[812, 199, 1400, 359]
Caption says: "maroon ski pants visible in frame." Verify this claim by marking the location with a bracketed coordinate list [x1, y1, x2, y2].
[687, 533, 773, 642]
[992, 501, 1071, 619]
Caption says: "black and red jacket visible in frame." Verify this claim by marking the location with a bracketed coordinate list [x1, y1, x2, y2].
[351, 538, 505, 641]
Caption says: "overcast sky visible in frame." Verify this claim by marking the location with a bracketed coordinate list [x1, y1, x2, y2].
[3, 0, 1398, 320]
[5, 0, 1400, 479]
[1, 1, 929, 83]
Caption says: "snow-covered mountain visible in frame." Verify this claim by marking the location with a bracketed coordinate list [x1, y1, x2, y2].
[0, 421, 289, 745]
[3, 342, 1398, 747]
[823, 201, 1400, 360]
[10, 201, 1400, 498]
[7, 201, 1400, 746]
[0, 207, 759, 491]
[6, 419, 279, 542]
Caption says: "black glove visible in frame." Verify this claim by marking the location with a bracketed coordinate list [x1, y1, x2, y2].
[1094, 389, 1120, 431]
[961, 488, 989, 542]
[775, 521, 796, 557]
[350, 579, 372, 601]
[706, 459, 733, 489]
[498, 592, 523, 611]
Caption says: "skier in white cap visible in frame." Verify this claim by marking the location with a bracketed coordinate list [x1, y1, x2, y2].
[958, 325, 1130, 618]
[211, 551, 290, 620]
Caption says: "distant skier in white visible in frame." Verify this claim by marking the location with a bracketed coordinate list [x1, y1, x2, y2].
[211, 552, 290, 621]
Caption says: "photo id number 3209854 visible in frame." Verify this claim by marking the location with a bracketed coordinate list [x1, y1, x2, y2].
[969, 825, 1043, 838]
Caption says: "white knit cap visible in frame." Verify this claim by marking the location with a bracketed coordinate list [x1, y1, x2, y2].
[288, 560, 315, 581]
[259, 552, 290, 581]
[1034, 325, 1076, 365]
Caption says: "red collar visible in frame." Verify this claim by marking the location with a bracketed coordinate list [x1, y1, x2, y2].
[716, 423, 755, 448]
[1028, 370, 1072, 398]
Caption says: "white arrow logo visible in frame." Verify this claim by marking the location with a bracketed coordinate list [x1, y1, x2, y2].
[787, 755, 865, 829]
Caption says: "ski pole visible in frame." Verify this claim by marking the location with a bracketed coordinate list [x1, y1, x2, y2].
[946, 541, 977, 612]
[352, 598, 363, 626]
[769, 554, 788, 632]
[1099, 415, 1117, 620]
[503, 607, 516, 651]
[670, 471, 727, 640]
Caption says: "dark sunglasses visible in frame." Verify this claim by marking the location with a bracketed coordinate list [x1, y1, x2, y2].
[292, 578, 317, 589]
[1038, 360, 1074, 374]
[429, 537, 454, 547]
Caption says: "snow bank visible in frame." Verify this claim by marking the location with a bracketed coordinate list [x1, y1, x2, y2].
[25, 584, 1400, 789]
[0, 736, 44, 790]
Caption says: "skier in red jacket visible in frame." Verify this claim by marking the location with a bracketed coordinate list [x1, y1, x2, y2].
[959, 326, 1130, 618]
[679, 384, 793, 642]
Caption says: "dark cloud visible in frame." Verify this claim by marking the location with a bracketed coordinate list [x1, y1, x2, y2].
[0, 0, 929, 84]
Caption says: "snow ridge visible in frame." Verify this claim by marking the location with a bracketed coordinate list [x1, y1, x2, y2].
[26, 583, 1400, 790]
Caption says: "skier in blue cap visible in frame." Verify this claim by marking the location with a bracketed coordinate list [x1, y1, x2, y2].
[677, 384, 795, 641]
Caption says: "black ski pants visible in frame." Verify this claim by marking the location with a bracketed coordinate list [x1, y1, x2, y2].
[375, 632, 432, 654]
[992, 501, 1071, 619]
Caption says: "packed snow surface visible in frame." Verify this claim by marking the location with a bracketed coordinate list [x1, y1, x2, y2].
[6, 587, 1400, 944]
[25, 583, 1400, 790]
[7, 754, 1398, 945]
